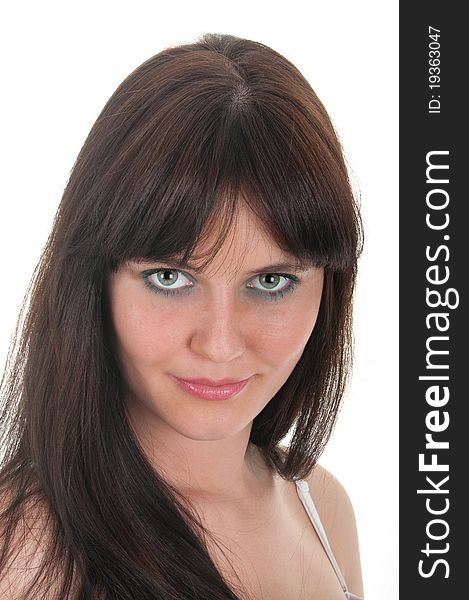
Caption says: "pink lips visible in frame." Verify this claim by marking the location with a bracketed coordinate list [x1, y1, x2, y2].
[171, 375, 252, 400]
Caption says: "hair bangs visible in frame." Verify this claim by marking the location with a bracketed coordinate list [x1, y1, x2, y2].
[100, 92, 360, 275]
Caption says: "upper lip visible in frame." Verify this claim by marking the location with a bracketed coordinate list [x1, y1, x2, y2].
[173, 375, 251, 386]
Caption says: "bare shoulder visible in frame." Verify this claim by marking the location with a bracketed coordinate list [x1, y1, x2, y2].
[0, 488, 73, 599]
[305, 463, 364, 598]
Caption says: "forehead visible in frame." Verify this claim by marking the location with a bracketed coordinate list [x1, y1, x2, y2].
[174, 205, 301, 277]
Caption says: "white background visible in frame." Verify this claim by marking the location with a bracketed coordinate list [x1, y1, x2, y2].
[0, 1, 398, 598]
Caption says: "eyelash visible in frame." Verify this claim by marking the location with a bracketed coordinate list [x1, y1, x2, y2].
[140, 268, 300, 302]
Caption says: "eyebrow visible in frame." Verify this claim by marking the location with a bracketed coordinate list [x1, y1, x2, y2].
[143, 258, 313, 276]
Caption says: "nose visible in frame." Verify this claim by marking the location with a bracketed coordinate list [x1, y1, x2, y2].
[189, 291, 246, 364]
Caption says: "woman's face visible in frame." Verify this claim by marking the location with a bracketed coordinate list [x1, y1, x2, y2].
[106, 206, 324, 442]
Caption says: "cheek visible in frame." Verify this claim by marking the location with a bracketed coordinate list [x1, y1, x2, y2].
[108, 275, 322, 371]
[115, 315, 154, 365]
[250, 294, 322, 367]
[108, 285, 170, 368]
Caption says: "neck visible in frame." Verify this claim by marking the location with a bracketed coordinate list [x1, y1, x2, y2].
[125, 394, 275, 503]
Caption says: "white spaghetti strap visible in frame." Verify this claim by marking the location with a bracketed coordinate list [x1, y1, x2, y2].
[295, 478, 349, 595]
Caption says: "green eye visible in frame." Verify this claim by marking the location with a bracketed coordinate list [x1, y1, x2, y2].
[246, 273, 299, 300]
[140, 268, 300, 301]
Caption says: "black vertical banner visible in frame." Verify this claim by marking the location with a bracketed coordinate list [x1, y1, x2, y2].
[400, 3, 467, 597]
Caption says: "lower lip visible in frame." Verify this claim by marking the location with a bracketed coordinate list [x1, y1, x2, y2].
[171, 376, 251, 400]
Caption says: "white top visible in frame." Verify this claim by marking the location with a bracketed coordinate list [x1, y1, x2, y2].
[294, 478, 363, 600]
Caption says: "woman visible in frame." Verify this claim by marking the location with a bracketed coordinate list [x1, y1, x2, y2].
[0, 33, 364, 599]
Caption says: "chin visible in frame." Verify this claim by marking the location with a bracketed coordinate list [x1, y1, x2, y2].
[164, 407, 251, 441]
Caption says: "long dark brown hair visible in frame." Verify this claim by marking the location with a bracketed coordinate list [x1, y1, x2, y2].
[0, 33, 363, 599]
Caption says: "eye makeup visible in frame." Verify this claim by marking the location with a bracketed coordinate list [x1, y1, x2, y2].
[139, 267, 302, 302]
